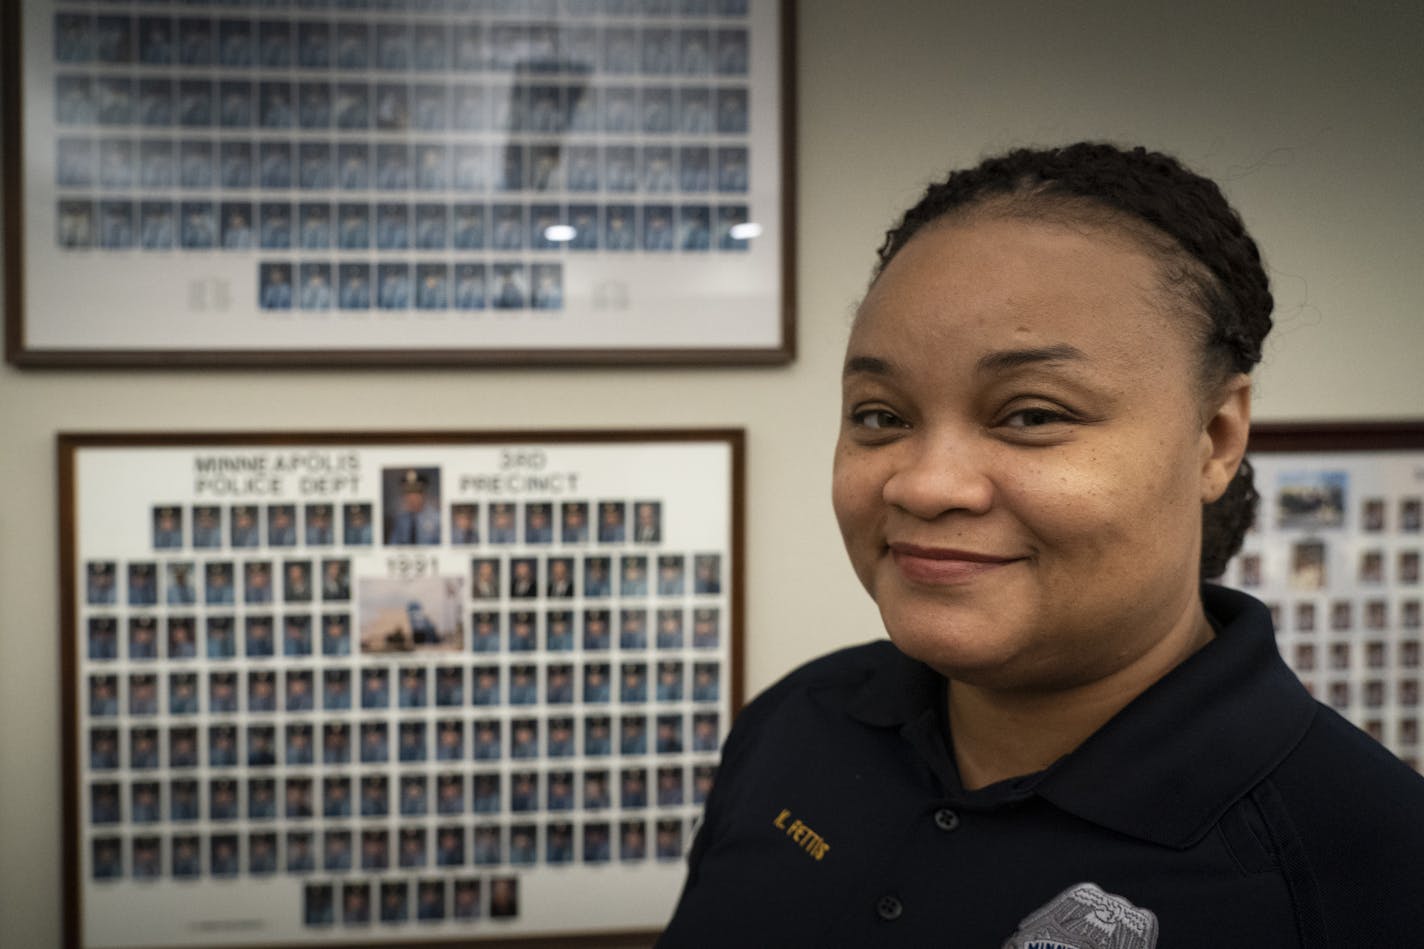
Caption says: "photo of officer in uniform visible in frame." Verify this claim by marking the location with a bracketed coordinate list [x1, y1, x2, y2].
[384, 467, 442, 545]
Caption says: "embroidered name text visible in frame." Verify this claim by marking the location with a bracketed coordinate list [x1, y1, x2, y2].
[773, 808, 830, 861]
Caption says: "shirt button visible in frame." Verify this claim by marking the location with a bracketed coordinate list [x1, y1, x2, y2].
[876, 895, 903, 921]
[933, 808, 960, 832]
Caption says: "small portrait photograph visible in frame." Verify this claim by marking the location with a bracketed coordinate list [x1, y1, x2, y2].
[546, 610, 575, 651]
[1362, 497, 1387, 532]
[472, 719, 501, 762]
[656, 818, 684, 861]
[149, 506, 186, 553]
[418, 879, 448, 921]
[1330, 599, 1353, 632]
[247, 724, 278, 768]
[620, 608, 649, 648]
[286, 673, 315, 715]
[657, 765, 686, 807]
[250, 777, 278, 819]
[259, 262, 294, 310]
[322, 719, 350, 761]
[415, 144, 449, 190]
[97, 200, 135, 250]
[692, 711, 721, 752]
[241, 560, 276, 605]
[321, 559, 350, 602]
[453, 263, 487, 310]
[220, 203, 256, 250]
[56, 200, 95, 249]
[282, 559, 313, 603]
[657, 660, 686, 703]
[584, 609, 612, 651]
[298, 202, 332, 250]
[1359, 550, 1385, 584]
[1402, 551, 1421, 584]
[412, 83, 448, 132]
[376, 21, 413, 70]
[187, 506, 222, 550]
[361, 664, 390, 709]
[1295, 600, 1317, 633]
[167, 612, 197, 658]
[1365, 599, 1388, 631]
[361, 828, 390, 871]
[87, 561, 118, 605]
[169, 672, 198, 714]
[1402, 719, 1420, 745]
[379, 881, 408, 924]
[91, 835, 122, 880]
[471, 611, 501, 653]
[487, 501, 518, 543]
[619, 714, 649, 755]
[1364, 681, 1386, 711]
[1289, 540, 1327, 590]
[88, 617, 119, 661]
[621, 662, 649, 703]
[657, 555, 686, 596]
[1366, 640, 1388, 669]
[691, 606, 721, 649]
[244, 615, 275, 657]
[1235, 552, 1262, 588]
[248, 669, 278, 712]
[336, 22, 370, 69]
[1329, 642, 1352, 672]
[219, 141, 252, 189]
[378, 262, 412, 309]
[656, 713, 684, 754]
[384, 467, 442, 544]
[337, 262, 372, 310]
[510, 558, 539, 599]
[546, 557, 575, 598]
[218, 80, 254, 128]
[1277, 471, 1347, 529]
[399, 666, 428, 710]
[170, 726, 198, 769]
[620, 819, 648, 863]
[315, 613, 347, 658]
[206, 723, 237, 768]
[359, 720, 389, 764]
[297, 21, 332, 69]
[209, 777, 239, 822]
[130, 726, 160, 768]
[416, 262, 450, 309]
[415, 203, 449, 250]
[1404, 680, 1422, 706]
[91, 780, 122, 827]
[547, 822, 575, 865]
[257, 141, 293, 188]
[212, 833, 242, 877]
[452, 204, 488, 254]
[217, 18, 254, 67]
[471, 558, 501, 600]
[491, 262, 528, 309]
[341, 881, 371, 926]
[206, 616, 237, 660]
[286, 831, 316, 874]
[452, 879, 481, 921]
[258, 203, 292, 249]
[299, 503, 333, 546]
[1404, 497, 1423, 532]
[375, 142, 411, 189]
[90, 726, 120, 771]
[128, 562, 158, 606]
[435, 666, 464, 706]
[399, 826, 428, 866]
[717, 204, 753, 250]
[333, 82, 370, 131]
[585, 714, 613, 756]
[176, 79, 214, 128]
[694, 763, 718, 804]
[621, 555, 649, 596]
[199, 561, 233, 605]
[1328, 681, 1351, 710]
[450, 503, 480, 545]
[178, 200, 217, 250]
[492, 872, 521, 917]
[337, 143, 371, 190]
[128, 674, 158, 716]
[137, 141, 173, 189]
[361, 775, 390, 820]
[691, 553, 723, 594]
[511, 718, 540, 759]
[341, 502, 373, 545]
[584, 555, 613, 597]
[138, 200, 175, 249]
[510, 611, 539, 652]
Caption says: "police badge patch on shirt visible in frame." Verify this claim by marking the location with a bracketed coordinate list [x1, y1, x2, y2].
[1002, 882, 1158, 949]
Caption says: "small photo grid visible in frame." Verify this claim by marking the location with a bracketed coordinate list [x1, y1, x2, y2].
[73, 442, 734, 944]
[48, 0, 760, 316]
[1226, 451, 1423, 772]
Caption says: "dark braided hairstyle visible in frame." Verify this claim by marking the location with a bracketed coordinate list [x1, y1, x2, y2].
[874, 142, 1273, 579]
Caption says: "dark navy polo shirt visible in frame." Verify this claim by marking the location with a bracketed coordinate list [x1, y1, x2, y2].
[658, 586, 1424, 947]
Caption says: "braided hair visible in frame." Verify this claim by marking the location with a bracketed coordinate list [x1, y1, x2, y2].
[874, 143, 1273, 579]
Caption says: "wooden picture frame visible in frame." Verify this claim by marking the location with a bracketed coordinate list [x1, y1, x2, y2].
[59, 429, 744, 947]
[1222, 421, 1424, 769]
[7, 0, 795, 367]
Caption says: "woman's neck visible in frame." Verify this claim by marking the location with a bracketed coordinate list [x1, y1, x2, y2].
[947, 607, 1216, 791]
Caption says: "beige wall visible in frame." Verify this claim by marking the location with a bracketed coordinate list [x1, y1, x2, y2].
[2, 1, 1421, 943]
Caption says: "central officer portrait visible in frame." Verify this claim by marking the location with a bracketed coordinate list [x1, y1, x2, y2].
[658, 143, 1424, 947]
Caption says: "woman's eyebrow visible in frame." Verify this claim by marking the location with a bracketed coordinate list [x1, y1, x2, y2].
[842, 354, 894, 378]
[975, 343, 1087, 374]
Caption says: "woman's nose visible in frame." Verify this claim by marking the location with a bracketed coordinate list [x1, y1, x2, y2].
[880, 435, 994, 520]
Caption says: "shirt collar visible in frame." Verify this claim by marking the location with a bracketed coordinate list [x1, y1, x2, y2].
[846, 585, 1318, 848]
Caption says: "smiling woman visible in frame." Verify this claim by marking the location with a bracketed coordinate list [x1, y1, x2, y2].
[658, 144, 1424, 948]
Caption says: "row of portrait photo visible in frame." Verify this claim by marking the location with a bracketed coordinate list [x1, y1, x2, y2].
[90, 815, 694, 886]
[87, 660, 725, 719]
[54, 75, 754, 139]
[1270, 480, 1422, 534]
[52, 12, 752, 76]
[86, 607, 725, 662]
[257, 259, 567, 311]
[87, 558, 350, 608]
[56, 139, 753, 197]
[1235, 543, 1423, 592]
[58, 198, 754, 257]
[88, 711, 722, 774]
[134, 498, 679, 552]
[1263, 595, 1422, 636]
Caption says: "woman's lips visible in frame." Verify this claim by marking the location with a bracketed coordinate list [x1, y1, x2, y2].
[888, 543, 1022, 584]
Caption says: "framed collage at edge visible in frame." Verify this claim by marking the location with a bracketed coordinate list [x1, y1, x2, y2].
[60, 429, 743, 948]
[1221, 422, 1424, 770]
[7, 0, 795, 367]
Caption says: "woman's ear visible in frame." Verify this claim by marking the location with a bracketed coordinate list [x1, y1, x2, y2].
[1200, 373, 1252, 503]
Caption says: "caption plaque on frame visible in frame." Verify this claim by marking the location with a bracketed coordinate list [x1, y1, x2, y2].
[60, 430, 743, 948]
[1221, 423, 1424, 770]
[8, 0, 794, 366]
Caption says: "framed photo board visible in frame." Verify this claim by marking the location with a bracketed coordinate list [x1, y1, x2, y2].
[7, 0, 794, 367]
[59, 429, 743, 947]
[1221, 422, 1424, 770]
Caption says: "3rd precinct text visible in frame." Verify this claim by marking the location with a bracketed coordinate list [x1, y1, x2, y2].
[192, 451, 361, 496]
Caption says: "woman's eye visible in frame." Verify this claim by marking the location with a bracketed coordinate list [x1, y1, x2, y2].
[851, 408, 905, 431]
[1003, 407, 1070, 428]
